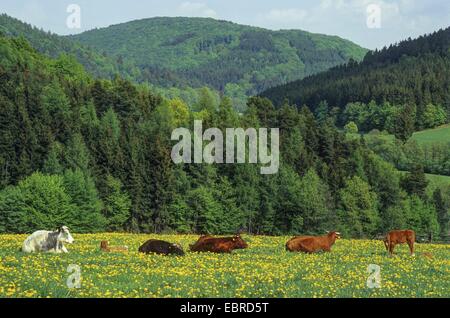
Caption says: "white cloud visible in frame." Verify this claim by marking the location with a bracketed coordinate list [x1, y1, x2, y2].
[178, 2, 218, 18]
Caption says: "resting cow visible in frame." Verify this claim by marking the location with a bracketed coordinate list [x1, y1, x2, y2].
[100, 241, 129, 253]
[286, 232, 341, 253]
[138, 239, 185, 256]
[22, 226, 74, 253]
[189, 235, 248, 253]
[383, 230, 415, 256]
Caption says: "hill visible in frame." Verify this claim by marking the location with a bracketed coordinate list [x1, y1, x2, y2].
[261, 27, 450, 130]
[69, 17, 367, 100]
[0, 14, 137, 80]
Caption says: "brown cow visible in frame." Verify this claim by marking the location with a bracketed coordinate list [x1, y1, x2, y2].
[189, 235, 248, 253]
[383, 230, 415, 256]
[286, 232, 341, 253]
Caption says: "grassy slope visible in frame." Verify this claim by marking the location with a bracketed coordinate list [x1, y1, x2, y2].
[411, 125, 450, 144]
[1, 233, 448, 298]
[351, 124, 450, 145]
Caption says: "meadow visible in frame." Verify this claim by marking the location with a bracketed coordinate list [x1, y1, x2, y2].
[412, 124, 450, 145]
[0, 234, 449, 298]
[351, 124, 450, 145]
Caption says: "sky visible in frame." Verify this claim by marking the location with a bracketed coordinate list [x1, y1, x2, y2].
[0, 0, 449, 49]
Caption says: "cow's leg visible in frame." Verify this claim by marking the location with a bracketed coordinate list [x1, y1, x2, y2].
[408, 240, 415, 256]
[383, 240, 389, 252]
[389, 243, 395, 256]
[62, 246, 69, 253]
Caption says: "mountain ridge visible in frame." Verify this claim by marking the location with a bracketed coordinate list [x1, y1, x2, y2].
[69, 16, 367, 98]
[0, 14, 367, 109]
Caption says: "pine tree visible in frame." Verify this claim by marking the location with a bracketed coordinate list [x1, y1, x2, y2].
[400, 164, 429, 199]
[103, 175, 131, 231]
[433, 188, 449, 241]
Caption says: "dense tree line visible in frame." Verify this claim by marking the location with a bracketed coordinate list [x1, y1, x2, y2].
[366, 135, 450, 177]
[262, 27, 450, 133]
[0, 35, 448, 240]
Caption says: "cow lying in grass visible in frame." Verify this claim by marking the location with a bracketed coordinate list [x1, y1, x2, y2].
[189, 235, 248, 253]
[384, 230, 415, 256]
[100, 241, 129, 253]
[138, 239, 185, 256]
[22, 226, 74, 253]
[286, 232, 341, 253]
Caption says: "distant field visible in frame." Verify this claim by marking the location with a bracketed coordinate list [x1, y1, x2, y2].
[0, 234, 449, 298]
[425, 173, 450, 191]
[350, 124, 450, 145]
[412, 125, 450, 145]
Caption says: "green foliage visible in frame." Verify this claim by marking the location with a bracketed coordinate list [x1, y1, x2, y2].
[262, 27, 450, 133]
[103, 175, 131, 232]
[0, 173, 74, 233]
[433, 188, 450, 240]
[62, 169, 106, 233]
[395, 104, 416, 142]
[71, 17, 366, 99]
[0, 33, 448, 240]
[338, 176, 380, 238]
[401, 165, 429, 199]
[422, 104, 447, 129]
[344, 121, 358, 134]
[406, 196, 440, 239]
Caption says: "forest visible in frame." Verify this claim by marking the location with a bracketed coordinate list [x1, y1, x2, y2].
[261, 27, 450, 133]
[0, 33, 448, 241]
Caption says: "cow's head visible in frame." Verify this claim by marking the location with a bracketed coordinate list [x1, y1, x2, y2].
[58, 226, 74, 244]
[327, 231, 341, 240]
[169, 243, 185, 256]
[231, 235, 248, 249]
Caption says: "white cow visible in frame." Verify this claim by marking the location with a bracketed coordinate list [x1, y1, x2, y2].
[22, 226, 74, 253]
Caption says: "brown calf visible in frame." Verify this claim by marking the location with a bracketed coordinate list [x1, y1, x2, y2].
[286, 232, 341, 253]
[383, 230, 415, 256]
[189, 235, 248, 253]
[100, 240, 129, 253]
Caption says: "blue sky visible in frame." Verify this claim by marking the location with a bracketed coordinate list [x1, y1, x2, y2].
[0, 0, 449, 49]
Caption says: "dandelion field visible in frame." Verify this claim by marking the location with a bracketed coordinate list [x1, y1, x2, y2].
[0, 234, 449, 298]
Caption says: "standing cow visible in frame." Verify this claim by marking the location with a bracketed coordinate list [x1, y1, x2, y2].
[22, 226, 74, 253]
[286, 232, 341, 253]
[384, 230, 415, 256]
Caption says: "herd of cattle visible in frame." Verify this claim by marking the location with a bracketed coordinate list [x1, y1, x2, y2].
[21, 227, 417, 257]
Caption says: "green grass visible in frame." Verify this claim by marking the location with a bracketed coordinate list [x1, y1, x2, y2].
[425, 173, 450, 190]
[350, 124, 450, 145]
[411, 125, 450, 145]
[1, 234, 449, 298]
